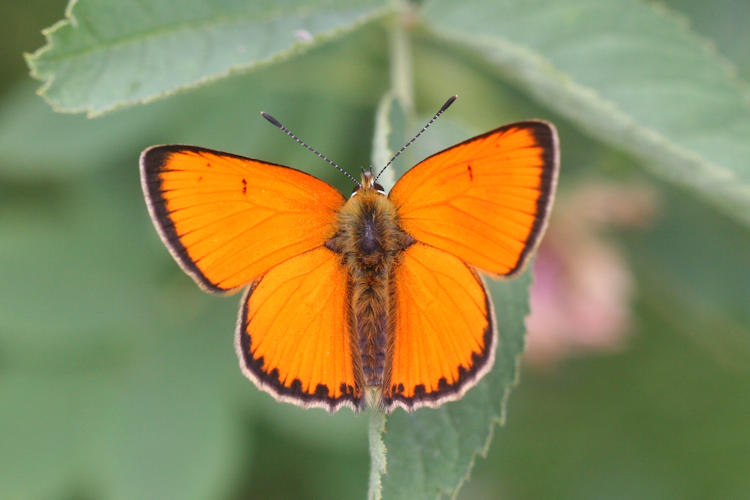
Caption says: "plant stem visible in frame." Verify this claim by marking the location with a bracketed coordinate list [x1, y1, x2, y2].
[389, 0, 415, 115]
[367, 407, 388, 500]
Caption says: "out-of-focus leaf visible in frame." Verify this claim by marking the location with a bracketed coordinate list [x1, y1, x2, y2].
[27, 0, 388, 115]
[104, 311, 245, 500]
[420, 0, 750, 226]
[0, 371, 117, 499]
[0, 81, 177, 179]
[249, 395, 367, 455]
[628, 182, 750, 364]
[0, 169, 166, 359]
[663, 0, 750, 81]
[0, 1, 62, 95]
[239, 418, 369, 500]
[0, 302, 248, 500]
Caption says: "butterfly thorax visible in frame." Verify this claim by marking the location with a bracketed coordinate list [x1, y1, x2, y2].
[325, 177, 414, 389]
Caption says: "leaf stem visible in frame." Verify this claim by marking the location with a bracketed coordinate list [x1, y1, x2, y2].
[389, 0, 415, 115]
[367, 406, 388, 500]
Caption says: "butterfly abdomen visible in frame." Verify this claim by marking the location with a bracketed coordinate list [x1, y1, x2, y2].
[326, 188, 413, 389]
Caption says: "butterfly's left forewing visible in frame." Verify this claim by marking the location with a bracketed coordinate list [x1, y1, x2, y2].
[140, 145, 345, 293]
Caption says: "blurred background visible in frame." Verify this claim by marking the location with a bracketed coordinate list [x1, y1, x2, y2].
[2, 1, 749, 499]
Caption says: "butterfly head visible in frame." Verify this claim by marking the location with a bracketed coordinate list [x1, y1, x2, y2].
[351, 170, 386, 198]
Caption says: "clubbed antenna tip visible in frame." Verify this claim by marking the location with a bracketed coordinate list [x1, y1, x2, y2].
[440, 95, 458, 113]
[260, 111, 283, 129]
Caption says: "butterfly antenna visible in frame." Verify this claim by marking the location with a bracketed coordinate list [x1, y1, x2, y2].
[261, 111, 361, 187]
[374, 94, 458, 182]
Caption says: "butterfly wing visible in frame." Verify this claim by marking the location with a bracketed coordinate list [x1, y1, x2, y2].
[389, 121, 559, 277]
[383, 243, 494, 411]
[140, 145, 345, 293]
[236, 247, 362, 412]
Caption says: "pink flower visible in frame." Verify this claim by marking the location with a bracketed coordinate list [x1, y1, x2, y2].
[524, 183, 657, 367]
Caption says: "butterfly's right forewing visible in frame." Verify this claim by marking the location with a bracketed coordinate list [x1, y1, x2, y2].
[389, 121, 559, 278]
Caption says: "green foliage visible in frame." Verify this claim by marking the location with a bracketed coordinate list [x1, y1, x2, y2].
[26, 0, 387, 115]
[2, 0, 748, 498]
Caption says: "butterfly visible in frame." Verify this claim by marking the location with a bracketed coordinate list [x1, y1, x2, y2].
[140, 96, 559, 413]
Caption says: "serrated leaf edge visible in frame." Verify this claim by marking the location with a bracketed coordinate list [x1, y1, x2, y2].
[25, 2, 391, 117]
[444, 276, 532, 499]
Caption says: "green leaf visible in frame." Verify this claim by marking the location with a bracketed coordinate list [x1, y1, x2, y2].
[380, 273, 531, 499]
[628, 182, 750, 363]
[27, 0, 388, 116]
[0, 81, 176, 178]
[663, 0, 750, 82]
[0, 169, 166, 360]
[105, 313, 245, 500]
[368, 409, 388, 500]
[420, 0, 750, 226]
[0, 305, 247, 500]
[0, 371, 117, 499]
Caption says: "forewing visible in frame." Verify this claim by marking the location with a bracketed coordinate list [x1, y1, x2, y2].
[389, 121, 559, 277]
[140, 145, 345, 292]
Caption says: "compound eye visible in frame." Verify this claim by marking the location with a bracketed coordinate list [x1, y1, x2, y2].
[373, 182, 385, 194]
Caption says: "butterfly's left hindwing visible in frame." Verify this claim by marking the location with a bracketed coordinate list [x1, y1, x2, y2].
[236, 247, 363, 412]
[140, 145, 345, 293]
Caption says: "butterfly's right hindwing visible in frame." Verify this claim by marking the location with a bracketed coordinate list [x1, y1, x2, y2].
[382, 243, 495, 412]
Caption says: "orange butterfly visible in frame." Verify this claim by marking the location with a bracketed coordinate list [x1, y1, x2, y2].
[140, 96, 559, 413]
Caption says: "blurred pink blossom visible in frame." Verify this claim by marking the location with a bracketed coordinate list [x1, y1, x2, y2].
[524, 183, 657, 366]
